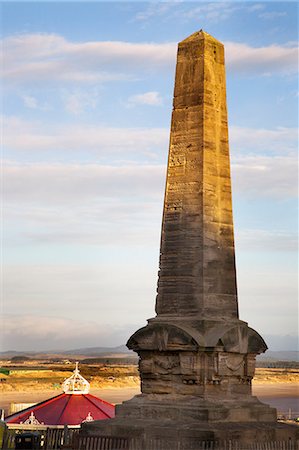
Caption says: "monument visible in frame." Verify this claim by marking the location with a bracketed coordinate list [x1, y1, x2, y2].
[84, 30, 298, 445]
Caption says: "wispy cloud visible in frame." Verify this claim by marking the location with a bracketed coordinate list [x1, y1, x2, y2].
[2, 260, 156, 351]
[3, 151, 297, 253]
[2, 33, 298, 88]
[135, 2, 180, 21]
[258, 11, 287, 20]
[232, 154, 297, 198]
[22, 94, 38, 109]
[2, 34, 176, 85]
[2, 314, 138, 351]
[230, 125, 297, 154]
[61, 88, 100, 115]
[3, 116, 169, 158]
[127, 91, 163, 107]
[236, 229, 297, 252]
[22, 94, 50, 111]
[179, 2, 242, 22]
[135, 2, 287, 24]
[247, 4, 265, 13]
[3, 162, 165, 205]
[4, 116, 297, 158]
[225, 41, 298, 76]
[3, 161, 164, 246]
[134, 2, 246, 23]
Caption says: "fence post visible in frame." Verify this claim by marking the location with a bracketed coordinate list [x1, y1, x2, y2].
[63, 425, 69, 447]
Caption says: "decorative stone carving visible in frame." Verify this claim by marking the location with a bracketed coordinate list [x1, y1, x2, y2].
[127, 319, 270, 399]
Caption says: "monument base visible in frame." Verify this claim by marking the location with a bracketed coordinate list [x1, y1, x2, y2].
[116, 393, 278, 423]
[83, 395, 299, 446]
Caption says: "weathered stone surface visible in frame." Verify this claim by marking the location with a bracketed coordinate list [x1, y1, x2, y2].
[84, 30, 299, 444]
[83, 418, 299, 445]
[157, 31, 237, 320]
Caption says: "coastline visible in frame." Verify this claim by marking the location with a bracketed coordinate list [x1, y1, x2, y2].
[1, 383, 298, 417]
[252, 382, 299, 397]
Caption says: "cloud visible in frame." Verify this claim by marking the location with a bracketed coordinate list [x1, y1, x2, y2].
[4, 115, 297, 158]
[3, 315, 100, 342]
[3, 147, 297, 213]
[247, 4, 265, 12]
[237, 260, 298, 336]
[180, 2, 241, 22]
[3, 116, 169, 157]
[135, 2, 244, 23]
[61, 88, 100, 115]
[21, 94, 50, 111]
[127, 91, 163, 107]
[22, 94, 38, 109]
[135, 2, 180, 21]
[2, 151, 297, 255]
[2, 262, 156, 351]
[231, 154, 297, 198]
[225, 41, 298, 75]
[236, 229, 297, 252]
[2, 33, 298, 88]
[1, 314, 137, 351]
[135, 2, 287, 25]
[258, 11, 287, 20]
[2, 33, 176, 85]
[3, 116, 298, 201]
[3, 161, 165, 246]
[230, 125, 297, 154]
[3, 162, 165, 205]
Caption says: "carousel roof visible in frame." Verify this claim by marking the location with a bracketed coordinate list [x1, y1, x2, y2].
[5, 363, 115, 426]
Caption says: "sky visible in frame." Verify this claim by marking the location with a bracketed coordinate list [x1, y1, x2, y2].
[1, 1, 298, 352]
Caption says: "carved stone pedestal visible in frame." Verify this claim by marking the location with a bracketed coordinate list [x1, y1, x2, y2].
[83, 318, 299, 444]
[84, 415, 298, 447]
[116, 395, 277, 424]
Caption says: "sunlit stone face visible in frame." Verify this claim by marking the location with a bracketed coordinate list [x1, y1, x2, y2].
[156, 31, 238, 319]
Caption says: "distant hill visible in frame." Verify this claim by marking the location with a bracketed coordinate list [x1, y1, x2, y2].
[257, 351, 299, 362]
[0, 345, 134, 359]
[63, 345, 132, 356]
[1, 347, 297, 362]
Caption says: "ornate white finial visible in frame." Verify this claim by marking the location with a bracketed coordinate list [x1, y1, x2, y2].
[83, 412, 94, 422]
[21, 412, 44, 425]
[62, 362, 90, 395]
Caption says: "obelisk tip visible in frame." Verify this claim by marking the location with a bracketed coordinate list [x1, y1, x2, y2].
[179, 29, 223, 46]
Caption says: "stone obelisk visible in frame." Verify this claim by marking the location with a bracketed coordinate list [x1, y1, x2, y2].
[85, 30, 298, 444]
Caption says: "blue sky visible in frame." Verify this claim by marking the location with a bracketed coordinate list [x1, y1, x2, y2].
[1, 1, 298, 351]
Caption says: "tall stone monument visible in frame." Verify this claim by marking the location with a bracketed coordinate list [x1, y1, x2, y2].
[85, 30, 298, 444]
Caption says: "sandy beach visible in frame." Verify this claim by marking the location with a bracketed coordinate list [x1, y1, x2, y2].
[1, 383, 298, 417]
[0, 387, 141, 415]
[252, 382, 299, 398]
[252, 383, 299, 416]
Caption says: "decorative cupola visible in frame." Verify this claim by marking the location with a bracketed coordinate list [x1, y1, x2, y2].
[5, 362, 115, 426]
[62, 362, 90, 395]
